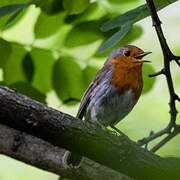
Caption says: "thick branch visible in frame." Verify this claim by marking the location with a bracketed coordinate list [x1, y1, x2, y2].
[0, 124, 130, 180]
[0, 86, 180, 179]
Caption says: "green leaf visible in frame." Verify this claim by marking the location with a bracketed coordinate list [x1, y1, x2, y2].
[64, 2, 106, 24]
[0, 39, 12, 68]
[101, 6, 141, 32]
[101, 0, 177, 32]
[99, 23, 132, 53]
[3, 43, 27, 85]
[107, 0, 140, 4]
[33, 0, 64, 15]
[62, 98, 80, 106]
[30, 48, 55, 93]
[94, 25, 143, 58]
[52, 56, 85, 102]
[0, 4, 27, 18]
[5, 8, 24, 26]
[63, 0, 90, 15]
[9, 82, 46, 104]
[0, 0, 30, 29]
[34, 11, 66, 38]
[64, 20, 103, 47]
[83, 65, 98, 87]
[142, 64, 156, 94]
[22, 53, 34, 83]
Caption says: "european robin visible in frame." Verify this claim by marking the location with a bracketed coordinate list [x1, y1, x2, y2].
[77, 45, 151, 134]
[64, 45, 151, 167]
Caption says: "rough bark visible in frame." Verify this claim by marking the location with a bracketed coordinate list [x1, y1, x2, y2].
[0, 86, 179, 179]
[0, 124, 130, 180]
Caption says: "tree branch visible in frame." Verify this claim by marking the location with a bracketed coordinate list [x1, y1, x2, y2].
[138, 0, 180, 151]
[150, 125, 180, 152]
[148, 68, 165, 77]
[0, 124, 130, 180]
[0, 86, 180, 179]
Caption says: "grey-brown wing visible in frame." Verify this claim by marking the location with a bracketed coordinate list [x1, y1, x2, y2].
[76, 65, 111, 119]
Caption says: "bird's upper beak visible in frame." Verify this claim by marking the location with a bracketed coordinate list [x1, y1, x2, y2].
[134, 52, 152, 63]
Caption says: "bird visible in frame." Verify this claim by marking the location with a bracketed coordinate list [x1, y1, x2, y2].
[64, 45, 151, 167]
[77, 45, 151, 134]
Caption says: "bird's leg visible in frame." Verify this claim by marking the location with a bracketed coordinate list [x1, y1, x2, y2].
[86, 119, 110, 133]
[96, 120, 109, 132]
[110, 125, 127, 137]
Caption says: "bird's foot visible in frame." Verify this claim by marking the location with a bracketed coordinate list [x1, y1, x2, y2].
[110, 125, 129, 139]
[96, 121, 109, 132]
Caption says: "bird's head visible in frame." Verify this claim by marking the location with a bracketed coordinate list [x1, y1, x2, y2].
[105, 45, 151, 66]
[106, 45, 151, 99]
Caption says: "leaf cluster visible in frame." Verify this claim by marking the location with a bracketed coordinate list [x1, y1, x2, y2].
[0, 0, 174, 105]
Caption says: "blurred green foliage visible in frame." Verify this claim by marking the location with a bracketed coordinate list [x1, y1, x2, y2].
[0, 38, 12, 67]
[34, 0, 63, 14]
[142, 64, 156, 94]
[62, 0, 90, 15]
[53, 56, 85, 102]
[0, 0, 179, 179]
[0, 0, 163, 103]
[3, 42, 27, 84]
[34, 11, 66, 38]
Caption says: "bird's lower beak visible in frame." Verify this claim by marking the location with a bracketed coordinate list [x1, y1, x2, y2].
[141, 60, 151, 63]
[134, 52, 152, 63]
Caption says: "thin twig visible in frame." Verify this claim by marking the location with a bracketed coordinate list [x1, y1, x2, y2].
[174, 59, 180, 67]
[175, 94, 180, 102]
[138, 0, 180, 151]
[150, 125, 180, 152]
[149, 68, 165, 77]
[174, 56, 180, 60]
[171, 55, 180, 67]
[138, 122, 172, 146]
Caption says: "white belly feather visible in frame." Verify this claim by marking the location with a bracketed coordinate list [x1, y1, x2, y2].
[85, 70, 138, 126]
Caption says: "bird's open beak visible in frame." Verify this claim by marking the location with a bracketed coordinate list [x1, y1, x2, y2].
[134, 52, 152, 63]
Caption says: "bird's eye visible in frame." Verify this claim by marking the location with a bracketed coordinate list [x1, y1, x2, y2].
[124, 51, 130, 56]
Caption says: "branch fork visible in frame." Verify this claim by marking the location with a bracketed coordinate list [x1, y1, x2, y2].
[138, 0, 180, 152]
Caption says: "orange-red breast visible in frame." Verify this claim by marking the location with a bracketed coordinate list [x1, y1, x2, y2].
[77, 45, 151, 134]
